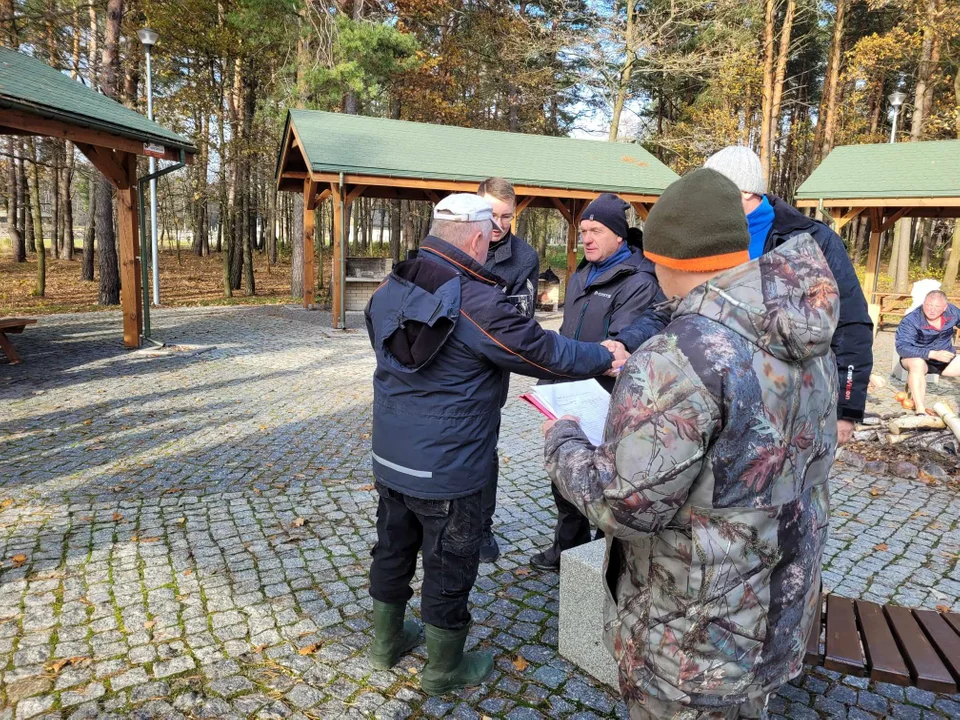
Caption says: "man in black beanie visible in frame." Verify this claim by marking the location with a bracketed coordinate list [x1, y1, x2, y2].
[529, 192, 667, 571]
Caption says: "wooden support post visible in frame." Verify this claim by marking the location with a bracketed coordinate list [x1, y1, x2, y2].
[116, 152, 142, 347]
[512, 196, 534, 233]
[331, 182, 343, 329]
[303, 179, 316, 309]
[566, 200, 579, 287]
[865, 208, 882, 337]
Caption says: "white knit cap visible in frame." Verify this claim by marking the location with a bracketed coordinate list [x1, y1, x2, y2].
[703, 146, 766, 196]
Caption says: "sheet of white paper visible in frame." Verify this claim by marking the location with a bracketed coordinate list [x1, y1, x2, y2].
[533, 379, 610, 446]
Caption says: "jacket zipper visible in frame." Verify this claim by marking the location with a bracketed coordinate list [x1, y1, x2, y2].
[574, 300, 590, 340]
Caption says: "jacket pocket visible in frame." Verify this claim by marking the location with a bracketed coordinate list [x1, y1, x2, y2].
[438, 493, 482, 597]
[677, 504, 781, 695]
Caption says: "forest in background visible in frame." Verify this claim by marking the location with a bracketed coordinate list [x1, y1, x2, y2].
[0, 0, 958, 311]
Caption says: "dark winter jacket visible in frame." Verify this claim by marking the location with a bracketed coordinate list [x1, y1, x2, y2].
[895, 304, 960, 359]
[762, 195, 873, 422]
[555, 245, 667, 391]
[617, 194, 873, 422]
[484, 232, 540, 318]
[365, 235, 613, 501]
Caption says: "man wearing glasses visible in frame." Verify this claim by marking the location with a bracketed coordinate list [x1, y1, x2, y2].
[478, 178, 541, 319]
[476, 177, 542, 563]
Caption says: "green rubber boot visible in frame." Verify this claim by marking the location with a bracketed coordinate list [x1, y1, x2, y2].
[368, 600, 423, 670]
[421, 623, 494, 696]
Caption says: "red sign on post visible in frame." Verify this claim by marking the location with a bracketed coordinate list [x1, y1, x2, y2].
[143, 142, 166, 158]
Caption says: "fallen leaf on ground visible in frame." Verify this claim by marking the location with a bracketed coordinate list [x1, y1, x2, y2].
[183, 569, 193, 576]
[112, 512, 123, 522]
[298, 643, 321, 656]
[292, 518, 306, 528]
[144, 620, 155, 630]
[937, 604, 952, 613]
[359, 484, 375, 491]
[82, 419, 92, 425]
[10, 554, 27, 568]
[515, 567, 532, 577]
[835, 511, 850, 517]
[874, 543, 889, 552]
[252, 644, 268, 653]
[407, 667, 418, 675]
[0, 499, 12, 508]
[45, 656, 89, 673]
[869, 487, 884, 497]
[512, 655, 529, 672]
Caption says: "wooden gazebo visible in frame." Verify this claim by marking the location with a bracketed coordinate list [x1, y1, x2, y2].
[275, 110, 678, 328]
[0, 47, 196, 348]
[795, 140, 960, 329]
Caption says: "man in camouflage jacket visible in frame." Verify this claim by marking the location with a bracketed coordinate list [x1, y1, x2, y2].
[544, 169, 839, 719]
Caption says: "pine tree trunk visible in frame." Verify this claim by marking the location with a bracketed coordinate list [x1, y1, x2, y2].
[608, 0, 635, 141]
[895, 219, 912, 294]
[759, 0, 776, 183]
[390, 199, 401, 263]
[818, 0, 848, 164]
[96, 0, 122, 305]
[944, 222, 960, 292]
[291, 192, 304, 298]
[920, 219, 933, 272]
[268, 185, 278, 266]
[82, 178, 95, 281]
[30, 142, 45, 296]
[910, 0, 938, 141]
[6, 137, 24, 262]
[241, 61, 256, 296]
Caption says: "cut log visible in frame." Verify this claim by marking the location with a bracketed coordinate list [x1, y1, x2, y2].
[933, 403, 960, 443]
[888, 415, 946, 435]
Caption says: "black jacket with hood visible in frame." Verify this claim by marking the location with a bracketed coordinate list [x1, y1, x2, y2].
[365, 236, 613, 500]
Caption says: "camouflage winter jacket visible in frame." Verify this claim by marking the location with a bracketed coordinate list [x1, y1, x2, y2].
[546, 235, 839, 709]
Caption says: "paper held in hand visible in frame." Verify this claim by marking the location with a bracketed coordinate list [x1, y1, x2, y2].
[519, 379, 611, 447]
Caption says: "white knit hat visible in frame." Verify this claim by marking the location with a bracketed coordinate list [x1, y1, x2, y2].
[703, 146, 766, 196]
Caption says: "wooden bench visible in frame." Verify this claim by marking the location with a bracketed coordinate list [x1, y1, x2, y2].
[0, 318, 37, 365]
[806, 593, 960, 692]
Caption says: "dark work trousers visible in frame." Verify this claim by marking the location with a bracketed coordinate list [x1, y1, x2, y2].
[369, 480, 483, 630]
[550, 483, 605, 553]
[480, 419, 502, 535]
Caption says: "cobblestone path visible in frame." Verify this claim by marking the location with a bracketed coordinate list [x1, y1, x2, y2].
[1, 307, 959, 719]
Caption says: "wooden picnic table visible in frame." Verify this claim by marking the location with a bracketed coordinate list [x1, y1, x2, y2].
[0, 318, 37, 364]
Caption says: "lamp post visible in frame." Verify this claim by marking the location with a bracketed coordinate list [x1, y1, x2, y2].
[138, 27, 160, 306]
[888, 91, 906, 144]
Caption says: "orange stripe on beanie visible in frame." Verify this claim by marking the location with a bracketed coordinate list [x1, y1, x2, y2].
[642, 168, 751, 273]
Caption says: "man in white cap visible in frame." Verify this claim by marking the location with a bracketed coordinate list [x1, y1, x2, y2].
[363, 194, 626, 695]
[702, 146, 873, 444]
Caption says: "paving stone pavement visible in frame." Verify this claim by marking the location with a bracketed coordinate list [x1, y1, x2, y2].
[1, 306, 960, 719]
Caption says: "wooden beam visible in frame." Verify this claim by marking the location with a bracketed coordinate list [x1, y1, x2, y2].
[879, 207, 910, 233]
[830, 206, 866, 232]
[566, 200, 580, 287]
[512, 196, 535, 233]
[424, 190, 441, 204]
[315, 188, 331, 205]
[550, 196, 573, 223]
[303, 179, 316, 309]
[278, 171, 310, 182]
[76, 143, 130, 189]
[631, 202, 649, 221]
[576, 199, 593, 222]
[346, 185, 368, 205]
[0, 108, 192, 163]
[796, 196, 960, 208]
[115, 152, 142, 347]
[331, 182, 344, 329]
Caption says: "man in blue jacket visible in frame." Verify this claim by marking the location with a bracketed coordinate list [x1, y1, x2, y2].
[896, 290, 960, 415]
[364, 194, 624, 695]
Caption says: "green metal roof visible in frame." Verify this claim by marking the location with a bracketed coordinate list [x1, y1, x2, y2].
[282, 110, 678, 195]
[796, 140, 960, 200]
[0, 47, 195, 153]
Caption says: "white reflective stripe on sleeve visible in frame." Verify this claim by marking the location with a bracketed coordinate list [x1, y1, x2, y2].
[372, 452, 433, 479]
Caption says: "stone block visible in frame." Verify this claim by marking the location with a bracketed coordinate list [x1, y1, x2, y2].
[558, 539, 617, 688]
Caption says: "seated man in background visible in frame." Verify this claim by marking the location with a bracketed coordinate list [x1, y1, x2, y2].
[896, 289, 960, 415]
[544, 169, 839, 719]
[529, 192, 667, 571]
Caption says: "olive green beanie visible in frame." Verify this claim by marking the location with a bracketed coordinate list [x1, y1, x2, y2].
[642, 168, 751, 272]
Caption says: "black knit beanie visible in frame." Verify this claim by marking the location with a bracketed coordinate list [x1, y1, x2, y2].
[582, 193, 630, 240]
[643, 168, 750, 272]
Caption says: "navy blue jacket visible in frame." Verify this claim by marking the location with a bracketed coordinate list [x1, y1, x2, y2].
[484, 232, 540, 318]
[617, 195, 874, 422]
[365, 236, 613, 500]
[895, 304, 960, 360]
